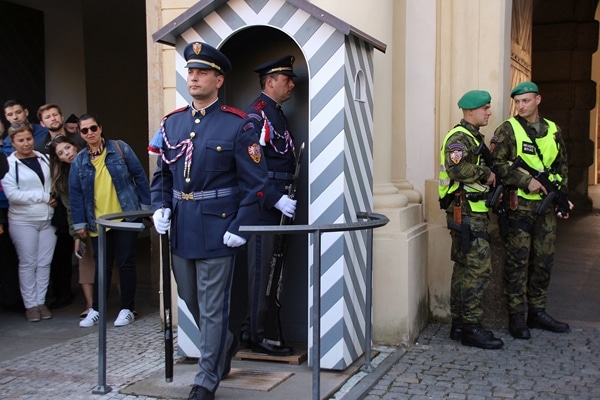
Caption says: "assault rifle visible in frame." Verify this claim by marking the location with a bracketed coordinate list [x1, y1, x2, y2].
[264, 142, 305, 346]
[512, 156, 570, 217]
[474, 142, 504, 208]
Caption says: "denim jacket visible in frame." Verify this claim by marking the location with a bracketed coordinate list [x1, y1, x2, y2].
[69, 139, 151, 233]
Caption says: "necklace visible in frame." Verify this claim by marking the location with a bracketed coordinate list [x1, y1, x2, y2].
[88, 139, 105, 158]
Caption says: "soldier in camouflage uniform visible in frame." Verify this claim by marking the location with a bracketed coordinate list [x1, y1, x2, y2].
[438, 90, 503, 349]
[490, 81, 571, 340]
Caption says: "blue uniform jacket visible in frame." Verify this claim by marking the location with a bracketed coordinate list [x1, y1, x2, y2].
[69, 139, 151, 233]
[150, 101, 268, 260]
[246, 93, 296, 223]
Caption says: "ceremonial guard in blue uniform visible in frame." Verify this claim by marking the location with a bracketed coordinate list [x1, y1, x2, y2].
[239, 55, 298, 356]
[151, 42, 268, 400]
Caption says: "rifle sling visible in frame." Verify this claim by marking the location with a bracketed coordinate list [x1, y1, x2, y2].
[515, 116, 549, 171]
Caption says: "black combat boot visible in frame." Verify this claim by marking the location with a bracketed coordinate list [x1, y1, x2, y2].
[461, 324, 503, 349]
[509, 313, 531, 339]
[527, 309, 569, 333]
[450, 318, 463, 341]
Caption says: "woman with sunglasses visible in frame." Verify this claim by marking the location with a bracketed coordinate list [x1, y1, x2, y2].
[69, 114, 151, 328]
[1, 122, 57, 322]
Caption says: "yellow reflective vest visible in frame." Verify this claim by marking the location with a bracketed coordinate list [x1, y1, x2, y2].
[438, 126, 489, 212]
[507, 117, 562, 200]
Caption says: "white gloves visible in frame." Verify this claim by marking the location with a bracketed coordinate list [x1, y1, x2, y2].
[152, 208, 171, 235]
[223, 231, 246, 247]
[274, 194, 297, 218]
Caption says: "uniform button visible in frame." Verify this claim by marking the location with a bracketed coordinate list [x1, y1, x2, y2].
[194, 118, 200, 123]
[216, 146, 222, 151]
[221, 213, 227, 218]
[190, 132, 195, 138]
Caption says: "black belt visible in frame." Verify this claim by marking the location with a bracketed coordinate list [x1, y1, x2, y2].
[173, 187, 239, 201]
[268, 171, 293, 181]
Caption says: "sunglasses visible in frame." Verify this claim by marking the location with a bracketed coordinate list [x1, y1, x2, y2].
[10, 122, 31, 130]
[80, 125, 99, 135]
[7, 122, 33, 135]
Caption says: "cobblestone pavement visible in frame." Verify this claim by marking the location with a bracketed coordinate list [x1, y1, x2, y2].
[362, 322, 600, 400]
[3, 316, 598, 399]
[0, 312, 168, 400]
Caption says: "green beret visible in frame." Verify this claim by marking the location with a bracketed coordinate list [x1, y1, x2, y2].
[510, 81, 538, 98]
[457, 90, 491, 110]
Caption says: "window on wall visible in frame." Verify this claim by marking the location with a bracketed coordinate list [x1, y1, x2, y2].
[354, 70, 365, 102]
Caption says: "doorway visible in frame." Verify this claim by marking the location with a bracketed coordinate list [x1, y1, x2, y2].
[221, 26, 310, 343]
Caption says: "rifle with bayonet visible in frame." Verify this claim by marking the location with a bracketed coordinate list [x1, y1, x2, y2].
[263, 142, 305, 346]
[511, 156, 570, 217]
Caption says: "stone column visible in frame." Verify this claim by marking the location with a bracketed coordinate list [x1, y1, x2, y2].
[532, 0, 599, 212]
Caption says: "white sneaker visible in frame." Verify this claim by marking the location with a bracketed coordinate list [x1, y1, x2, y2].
[114, 309, 135, 327]
[79, 309, 100, 328]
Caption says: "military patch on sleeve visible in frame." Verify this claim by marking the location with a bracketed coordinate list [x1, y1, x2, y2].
[447, 143, 464, 151]
[489, 142, 496, 153]
[450, 150, 463, 164]
[248, 143, 262, 163]
[447, 142, 464, 164]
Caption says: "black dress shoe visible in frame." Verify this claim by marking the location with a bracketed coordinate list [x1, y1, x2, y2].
[509, 313, 531, 339]
[188, 384, 214, 400]
[461, 324, 503, 349]
[239, 330, 251, 350]
[527, 309, 569, 333]
[222, 336, 238, 379]
[450, 319, 463, 341]
[251, 341, 294, 356]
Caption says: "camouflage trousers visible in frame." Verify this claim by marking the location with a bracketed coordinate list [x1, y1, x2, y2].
[504, 206, 556, 314]
[448, 212, 491, 324]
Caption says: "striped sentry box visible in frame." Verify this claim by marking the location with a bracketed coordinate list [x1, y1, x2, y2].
[168, 0, 379, 370]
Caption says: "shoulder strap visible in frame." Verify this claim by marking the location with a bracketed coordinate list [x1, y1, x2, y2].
[112, 140, 137, 187]
[113, 140, 125, 159]
[253, 99, 267, 111]
[220, 105, 247, 119]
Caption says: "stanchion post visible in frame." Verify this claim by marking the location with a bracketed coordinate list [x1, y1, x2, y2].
[239, 211, 389, 400]
[312, 230, 321, 400]
[360, 224, 375, 373]
[92, 226, 111, 395]
[92, 210, 150, 395]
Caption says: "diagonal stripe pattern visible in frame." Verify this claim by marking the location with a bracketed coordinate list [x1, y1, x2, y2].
[173, 0, 375, 370]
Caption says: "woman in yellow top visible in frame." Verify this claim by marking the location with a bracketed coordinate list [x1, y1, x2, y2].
[68, 114, 151, 328]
